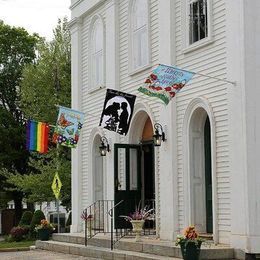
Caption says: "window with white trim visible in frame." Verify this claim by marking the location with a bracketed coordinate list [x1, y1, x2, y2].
[189, 0, 208, 44]
[130, 0, 149, 71]
[90, 18, 104, 89]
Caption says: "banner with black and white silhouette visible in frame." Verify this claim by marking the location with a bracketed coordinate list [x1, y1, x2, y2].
[99, 89, 136, 135]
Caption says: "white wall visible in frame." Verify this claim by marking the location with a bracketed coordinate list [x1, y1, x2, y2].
[70, 0, 260, 253]
[227, 0, 260, 253]
[175, 0, 230, 244]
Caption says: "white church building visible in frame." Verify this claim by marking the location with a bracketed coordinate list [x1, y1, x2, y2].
[69, 0, 260, 255]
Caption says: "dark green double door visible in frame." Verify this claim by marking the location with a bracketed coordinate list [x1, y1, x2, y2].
[114, 143, 154, 228]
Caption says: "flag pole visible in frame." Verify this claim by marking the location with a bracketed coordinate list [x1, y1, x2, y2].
[193, 71, 236, 85]
[56, 143, 60, 233]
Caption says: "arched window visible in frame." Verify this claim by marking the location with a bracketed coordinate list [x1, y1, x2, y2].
[90, 17, 104, 89]
[130, 0, 149, 71]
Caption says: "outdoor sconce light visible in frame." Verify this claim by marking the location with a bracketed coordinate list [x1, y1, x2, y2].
[99, 136, 110, 156]
[153, 123, 166, 146]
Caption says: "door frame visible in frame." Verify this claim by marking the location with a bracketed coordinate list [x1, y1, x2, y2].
[182, 97, 218, 243]
[92, 134, 104, 202]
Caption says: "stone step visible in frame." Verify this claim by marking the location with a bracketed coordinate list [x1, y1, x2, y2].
[36, 240, 180, 260]
[200, 233, 214, 240]
[51, 233, 234, 259]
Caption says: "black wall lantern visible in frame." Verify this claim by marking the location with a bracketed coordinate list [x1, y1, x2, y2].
[153, 123, 166, 146]
[99, 136, 110, 156]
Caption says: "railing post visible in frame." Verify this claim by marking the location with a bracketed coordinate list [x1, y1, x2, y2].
[85, 219, 87, 246]
[111, 207, 113, 250]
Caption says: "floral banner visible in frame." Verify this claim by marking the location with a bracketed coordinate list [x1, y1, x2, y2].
[138, 64, 194, 105]
[53, 106, 84, 148]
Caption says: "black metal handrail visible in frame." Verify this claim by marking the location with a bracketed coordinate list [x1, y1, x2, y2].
[84, 200, 114, 246]
[107, 200, 124, 250]
[84, 199, 156, 250]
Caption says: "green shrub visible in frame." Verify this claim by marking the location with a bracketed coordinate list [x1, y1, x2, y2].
[19, 211, 33, 226]
[30, 210, 45, 235]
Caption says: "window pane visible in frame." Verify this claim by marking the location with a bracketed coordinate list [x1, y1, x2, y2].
[133, 0, 147, 30]
[133, 33, 139, 68]
[189, 0, 208, 44]
[117, 148, 126, 191]
[93, 21, 103, 52]
[132, 0, 148, 69]
[140, 30, 148, 66]
[129, 148, 138, 190]
[92, 19, 103, 87]
[94, 51, 103, 85]
[133, 27, 148, 69]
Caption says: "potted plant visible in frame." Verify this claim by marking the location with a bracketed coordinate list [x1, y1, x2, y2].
[35, 219, 55, 241]
[81, 211, 94, 237]
[120, 204, 154, 242]
[175, 225, 203, 260]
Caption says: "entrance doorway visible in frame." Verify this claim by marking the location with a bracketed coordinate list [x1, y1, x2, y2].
[114, 117, 155, 229]
[189, 109, 213, 234]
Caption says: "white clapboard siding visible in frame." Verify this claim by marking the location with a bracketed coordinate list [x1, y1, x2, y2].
[175, 0, 230, 244]
[80, 4, 107, 211]
[117, 0, 161, 221]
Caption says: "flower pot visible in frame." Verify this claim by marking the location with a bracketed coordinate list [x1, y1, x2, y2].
[130, 220, 144, 242]
[38, 229, 50, 241]
[180, 240, 202, 260]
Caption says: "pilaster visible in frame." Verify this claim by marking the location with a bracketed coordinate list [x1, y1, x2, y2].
[69, 17, 83, 233]
[104, 0, 119, 201]
[227, 0, 260, 253]
[157, 0, 178, 241]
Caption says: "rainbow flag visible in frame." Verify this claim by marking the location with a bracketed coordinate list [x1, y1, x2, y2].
[26, 120, 49, 154]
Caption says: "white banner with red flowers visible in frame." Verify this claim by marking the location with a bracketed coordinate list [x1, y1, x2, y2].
[138, 64, 194, 105]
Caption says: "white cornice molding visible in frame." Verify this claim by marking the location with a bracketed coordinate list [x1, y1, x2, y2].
[71, 0, 107, 19]
[68, 17, 83, 31]
[70, 0, 84, 10]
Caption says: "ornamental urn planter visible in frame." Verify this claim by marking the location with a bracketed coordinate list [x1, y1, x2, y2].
[180, 240, 202, 260]
[38, 229, 50, 241]
[130, 220, 145, 242]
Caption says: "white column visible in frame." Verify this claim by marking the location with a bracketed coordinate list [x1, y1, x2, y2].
[157, 0, 178, 241]
[227, 0, 260, 253]
[240, 0, 260, 253]
[105, 0, 119, 201]
[69, 17, 83, 233]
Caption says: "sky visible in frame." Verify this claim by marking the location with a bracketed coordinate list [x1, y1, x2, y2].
[0, 0, 71, 40]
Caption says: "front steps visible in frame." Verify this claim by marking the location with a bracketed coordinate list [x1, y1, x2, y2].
[35, 233, 235, 260]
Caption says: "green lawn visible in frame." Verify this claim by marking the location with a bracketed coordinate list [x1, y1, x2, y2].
[0, 240, 35, 249]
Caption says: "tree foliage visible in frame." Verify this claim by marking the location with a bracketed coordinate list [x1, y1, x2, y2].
[21, 18, 71, 123]
[0, 21, 38, 172]
[2, 148, 71, 210]
[0, 21, 38, 220]
[6, 18, 71, 210]
[0, 18, 72, 212]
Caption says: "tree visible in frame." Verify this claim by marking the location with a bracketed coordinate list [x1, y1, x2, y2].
[3, 149, 71, 211]
[21, 18, 71, 123]
[2, 18, 72, 211]
[0, 21, 38, 223]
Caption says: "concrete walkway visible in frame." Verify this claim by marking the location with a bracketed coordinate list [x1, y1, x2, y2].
[0, 249, 98, 260]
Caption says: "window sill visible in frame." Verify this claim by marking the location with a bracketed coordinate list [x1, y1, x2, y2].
[129, 63, 152, 76]
[88, 85, 106, 94]
[182, 37, 214, 54]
